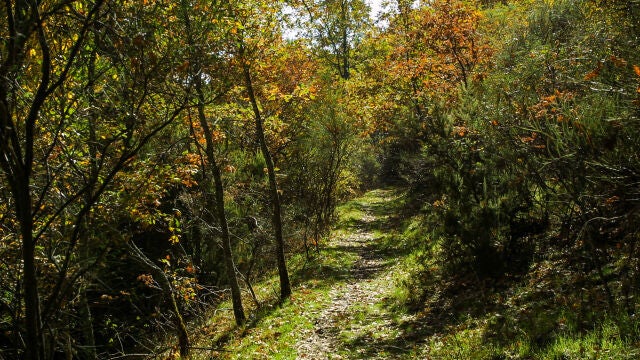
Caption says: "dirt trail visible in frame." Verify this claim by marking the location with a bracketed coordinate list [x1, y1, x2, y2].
[296, 192, 403, 359]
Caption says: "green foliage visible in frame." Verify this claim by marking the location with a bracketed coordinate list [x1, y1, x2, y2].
[283, 86, 365, 250]
[400, 0, 640, 278]
[2, 0, 640, 357]
[382, 0, 640, 356]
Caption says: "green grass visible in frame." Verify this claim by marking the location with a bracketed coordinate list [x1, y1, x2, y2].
[185, 188, 640, 360]
[189, 254, 347, 359]
[188, 190, 397, 359]
[536, 321, 640, 360]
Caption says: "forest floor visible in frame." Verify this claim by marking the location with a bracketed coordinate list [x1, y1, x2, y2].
[295, 189, 415, 359]
[191, 188, 427, 359]
[188, 188, 640, 359]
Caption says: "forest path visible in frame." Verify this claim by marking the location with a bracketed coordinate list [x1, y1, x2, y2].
[202, 189, 421, 359]
[295, 189, 413, 359]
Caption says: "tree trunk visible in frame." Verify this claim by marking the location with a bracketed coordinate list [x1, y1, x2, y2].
[20, 197, 45, 360]
[179, 0, 246, 325]
[241, 60, 291, 300]
[340, 0, 350, 79]
[156, 268, 190, 357]
[78, 288, 96, 360]
[210, 164, 247, 325]
[77, 50, 99, 360]
[195, 81, 246, 326]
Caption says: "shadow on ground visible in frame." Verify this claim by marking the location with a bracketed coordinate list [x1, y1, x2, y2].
[314, 189, 507, 359]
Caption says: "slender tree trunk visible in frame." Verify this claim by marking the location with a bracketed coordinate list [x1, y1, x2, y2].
[158, 277, 190, 357]
[340, 0, 350, 79]
[209, 163, 247, 325]
[243, 238, 262, 308]
[77, 51, 99, 360]
[1, 45, 45, 360]
[179, 0, 246, 325]
[15, 184, 44, 360]
[397, 0, 425, 124]
[78, 287, 96, 360]
[195, 82, 246, 325]
[192, 223, 203, 273]
[241, 60, 291, 300]
[161, 278, 190, 358]
[0, 4, 42, 354]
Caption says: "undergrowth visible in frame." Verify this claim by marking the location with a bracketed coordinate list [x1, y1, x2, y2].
[386, 203, 640, 359]
[187, 183, 640, 359]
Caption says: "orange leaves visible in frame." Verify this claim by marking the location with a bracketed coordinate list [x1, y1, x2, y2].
[432, 195, 447, 209]
[254, 42, 318, 112]
[175, 276, 198, 301]
[174, 153, 200, 188]
[604, 195, 620, 206]
[452, 125, 468, 137]
[384, 0, 492, 104]
[211, 129, 226, 143]
[584, 61, 602, 80]
[519, 132, 546, 150]
[584, 56, 640, 91]
[180, 178, 198, 188]
[541, 94, 558, 104]
[186, 113, 227, 146]
[519, 131, 538, 143]
[609, 55, 627, 68]
[531, 90, 573, 122]
[185, 264, 196, 274]
[183, 152, 201, 166]
[175, 60, 190, 73]
[634, 65, 640, 96]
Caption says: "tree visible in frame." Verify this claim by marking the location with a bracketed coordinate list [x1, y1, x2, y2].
[129, 243, 190, 356]
[178, 0, 246, 325]
[240, 48, 292, 300]
[0, 1, 189, 357]
[294, 0, 371, 79]
[225, 0, 295, 300]
[0, 2, 107, 358]
[384, 0, 491, 123]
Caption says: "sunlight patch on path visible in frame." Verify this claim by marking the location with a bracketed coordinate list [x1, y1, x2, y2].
[296, 189, 406, 359]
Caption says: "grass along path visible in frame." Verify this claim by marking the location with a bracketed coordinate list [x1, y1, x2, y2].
[188, 188, 640, 359]
[190, 188, 416, 359]
[296, 189, 403, 359]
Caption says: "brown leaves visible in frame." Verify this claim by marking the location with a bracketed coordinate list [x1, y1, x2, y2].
[609, 55, 627, 68]
[452, 125, 468, 137]
[634, 65, 640, 96]
[137, 273, 155, 287]
[583, 62, 602, 81]
[176, 60, 190, 73]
